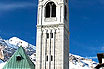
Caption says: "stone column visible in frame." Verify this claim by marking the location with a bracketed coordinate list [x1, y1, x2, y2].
[40, 5, 43, 69]
[53, 29, 56, 69]
[40, 30, 43, 69]
[44, 30, 47, 69]
[48, 30, 51, 69]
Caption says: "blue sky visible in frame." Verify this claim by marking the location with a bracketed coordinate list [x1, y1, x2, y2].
[0, 0, 38, 45]
[0, 0, 104, 62]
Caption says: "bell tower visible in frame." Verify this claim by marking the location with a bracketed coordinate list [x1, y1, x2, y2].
[36, 0, 69, 69]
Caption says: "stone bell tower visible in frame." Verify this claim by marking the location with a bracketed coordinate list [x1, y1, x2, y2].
[36, 0, 69, 69]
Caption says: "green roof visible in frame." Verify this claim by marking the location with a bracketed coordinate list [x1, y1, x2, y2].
[3, 46, 35, 69]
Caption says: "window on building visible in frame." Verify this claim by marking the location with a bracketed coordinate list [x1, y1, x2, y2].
[52, 4, 56, 17]
[64, 5, 67, 20]
[46, 33, 49, 38]
[51, 33, 53, 38]
[46, 56, 48, 61]
[46, 4, 50, 18]
[51, 55, 53, 61]
[45, 2, 56, 18]
[16, 56, 22, 61]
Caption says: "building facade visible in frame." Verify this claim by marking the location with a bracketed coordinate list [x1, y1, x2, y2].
[36, 0, 69, 69]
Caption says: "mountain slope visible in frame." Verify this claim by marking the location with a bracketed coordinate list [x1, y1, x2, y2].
[0, 37, 36, 61]
[69, 54, 97, 69]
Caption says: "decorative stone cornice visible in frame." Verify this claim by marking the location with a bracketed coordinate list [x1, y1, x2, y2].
[37, 24, 64, 28]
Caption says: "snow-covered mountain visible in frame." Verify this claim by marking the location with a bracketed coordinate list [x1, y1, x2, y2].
[30, 53, 97, 69]
[0, 37, 36, 61]
[69, 54, 97, 69]
[0, 37, 97, 69]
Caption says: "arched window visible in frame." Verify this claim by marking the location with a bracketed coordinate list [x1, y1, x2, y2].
[45, 2, 56, 18]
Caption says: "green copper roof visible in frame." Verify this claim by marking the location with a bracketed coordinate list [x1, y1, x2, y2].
[3, 46, 35, 69]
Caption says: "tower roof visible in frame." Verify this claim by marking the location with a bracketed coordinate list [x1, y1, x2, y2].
[3, 46, 35, 69]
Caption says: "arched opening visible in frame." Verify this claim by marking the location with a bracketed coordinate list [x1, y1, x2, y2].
[46, 3, 50, 18]
[45, 2, 56, 18]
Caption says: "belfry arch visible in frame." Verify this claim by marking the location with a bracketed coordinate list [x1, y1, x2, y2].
[45, 2, 56, 18]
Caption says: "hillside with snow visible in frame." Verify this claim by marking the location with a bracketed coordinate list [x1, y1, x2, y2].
[0, 37, 36, 61]
[0, 37, 98, 69]
[69, 54, 97, 69]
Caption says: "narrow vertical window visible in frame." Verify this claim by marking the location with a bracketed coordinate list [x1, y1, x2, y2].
[46, 4, 50, 18]
[64, 5, 67, 20]
[51, 33, 53, 38]
[47, 33, 49, 38]
[45, 2, 56, 18]
[46, 56, 48, 61]
[52, 4, 56, 17]
[51, 55, 53, 61]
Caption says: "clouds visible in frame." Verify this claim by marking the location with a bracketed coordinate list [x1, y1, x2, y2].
[0, 2, 37, 11]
